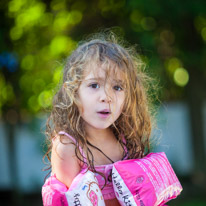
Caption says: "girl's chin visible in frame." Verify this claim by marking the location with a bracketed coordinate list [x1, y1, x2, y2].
[86, 124, 113, 131]
[92, 126, 111, 130]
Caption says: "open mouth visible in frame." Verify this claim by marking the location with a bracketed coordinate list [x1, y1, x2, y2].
[97, 110, 111, 118]
[98, 111, 111, 114]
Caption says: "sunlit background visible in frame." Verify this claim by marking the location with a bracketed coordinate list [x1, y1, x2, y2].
[0, 0, 206, 205]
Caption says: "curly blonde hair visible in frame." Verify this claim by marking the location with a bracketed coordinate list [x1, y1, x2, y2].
[44, 33, 155, 181]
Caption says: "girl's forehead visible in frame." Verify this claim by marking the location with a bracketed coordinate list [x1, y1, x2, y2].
[83, 62, 125, 82]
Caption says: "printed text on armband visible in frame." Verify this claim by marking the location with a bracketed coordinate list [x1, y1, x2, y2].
[156, 155, 176, 183]
[135, 161, 159, 192]
[73, 193, 81, 206]
[149, 156, 170, 186]
[112, 174, 123, 195]
[142, 159, 164, 192]
[112, 173, 133, 206]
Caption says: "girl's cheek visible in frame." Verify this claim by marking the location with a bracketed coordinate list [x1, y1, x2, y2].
[119, 93, 125, 105]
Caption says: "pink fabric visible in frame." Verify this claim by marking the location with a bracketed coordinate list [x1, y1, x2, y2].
[94, 163, 115, 200]
[59, 131, 128, 200]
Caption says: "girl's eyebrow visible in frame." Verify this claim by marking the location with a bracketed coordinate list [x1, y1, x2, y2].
[85, 78, 124, 84]
[84, 78, 102, 81]
[114, 79, 124, 84]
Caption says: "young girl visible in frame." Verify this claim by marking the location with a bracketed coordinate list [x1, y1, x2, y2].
[44, 34, 153, 206]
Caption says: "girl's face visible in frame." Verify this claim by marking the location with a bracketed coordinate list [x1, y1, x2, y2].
[77, 64, 125, 132]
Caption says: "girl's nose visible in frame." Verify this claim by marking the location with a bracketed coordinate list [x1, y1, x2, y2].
[100, 96, 112, 103]
[99, 89, 112, 103]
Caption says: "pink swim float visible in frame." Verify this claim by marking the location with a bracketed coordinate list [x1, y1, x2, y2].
[42, 170, 105, 206]
[112, 152, 183, 206]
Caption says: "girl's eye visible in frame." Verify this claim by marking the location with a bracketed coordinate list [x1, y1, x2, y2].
[113, 85, 123, 91]
[89, 83, 100, 89]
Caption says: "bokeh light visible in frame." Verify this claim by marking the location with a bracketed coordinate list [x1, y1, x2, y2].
[32, 79, 45, 94]
[173, 68, 189, 87]
[130, 9, 142, 25]
[194, 15, 206, 32]
[16, 2, 46, 29]
[28, 95, 40, 112]
[21, 55, 35, 70]
[53, 65, 63, 84]
[50, 36, 76, 56]
[141, 17, 156, 31]
[8, 0, 27, 13]
[166, 57, 182, 74]
[51, 0, 66, 11]
[38, 90, 53, 108]
[201, 27, 206, 41]
[160, 30, 175, 45]
[10, 26, 23, 40]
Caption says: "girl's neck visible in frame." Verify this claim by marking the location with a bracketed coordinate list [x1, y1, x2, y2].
[85, 126, 115, 145]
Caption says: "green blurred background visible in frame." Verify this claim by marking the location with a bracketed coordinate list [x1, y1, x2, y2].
[0, 0, 206, 205]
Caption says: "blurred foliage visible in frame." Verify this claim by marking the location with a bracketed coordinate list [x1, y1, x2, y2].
[0, 0, 206, 121]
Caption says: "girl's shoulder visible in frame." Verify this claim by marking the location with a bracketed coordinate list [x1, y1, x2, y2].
[52, 134, 76, 158]
[51, 133, 80, 172]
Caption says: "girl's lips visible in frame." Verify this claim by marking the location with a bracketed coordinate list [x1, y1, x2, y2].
[97, 112, 111, 118]
[98, 109, 111, 113]
[97, 110, 111, 118]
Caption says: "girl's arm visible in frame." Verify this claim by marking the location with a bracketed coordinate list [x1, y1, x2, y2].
[51, 135, 81, 188]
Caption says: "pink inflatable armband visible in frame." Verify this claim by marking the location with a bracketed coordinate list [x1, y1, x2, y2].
[112, 152, 183, 206]
[42, 170, 105, 206]
[42, 174, 68, 206]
